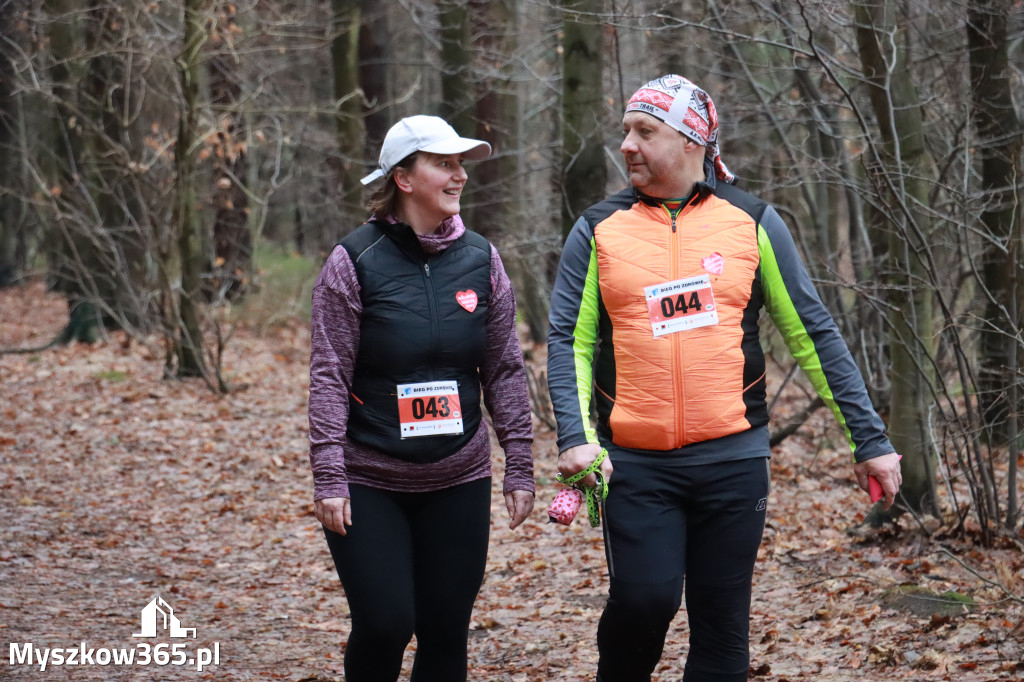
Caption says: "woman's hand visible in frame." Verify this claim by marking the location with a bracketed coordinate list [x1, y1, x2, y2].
[315, 497, 352, 535]
[504, 490, 535, 530]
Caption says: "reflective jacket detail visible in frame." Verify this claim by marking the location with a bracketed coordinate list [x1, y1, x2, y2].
[548, 179, 894, 462]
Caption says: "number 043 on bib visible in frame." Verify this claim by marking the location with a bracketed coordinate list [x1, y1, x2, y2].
[397, 380, 464, 438]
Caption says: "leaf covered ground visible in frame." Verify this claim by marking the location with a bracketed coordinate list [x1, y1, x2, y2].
[2, 281, 1023, 681]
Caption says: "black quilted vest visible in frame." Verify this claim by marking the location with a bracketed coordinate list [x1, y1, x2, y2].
[339, 221, 492, 462]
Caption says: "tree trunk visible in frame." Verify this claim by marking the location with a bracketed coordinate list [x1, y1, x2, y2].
[968, 0, 1023, 441]
[82, 1, 149, 325]
[648, 0, 700, 79]
[358, 2, 389, 157]
[0, 3, 23, 288]
[207, 3, 252, 301]
[492, 0, 521, 252]
[559, 0, 606, 240]
[438, 0, 474, 135]
[464, 0, 515, 239]
[854, 0, 939, 517]
[38, 2, 151, 342]
[331, 0, 364, 230]
[176, 0, 209, 379]
[42, 0, 101, 343]
[967, 0, 1023, 524]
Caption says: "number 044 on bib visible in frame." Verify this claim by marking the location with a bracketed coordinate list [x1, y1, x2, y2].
[644, 274, 719, 337]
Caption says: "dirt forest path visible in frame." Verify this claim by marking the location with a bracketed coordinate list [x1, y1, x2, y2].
[2, 281, 1022, 681]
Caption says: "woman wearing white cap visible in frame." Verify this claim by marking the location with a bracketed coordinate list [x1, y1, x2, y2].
[307, 115, 535, 680]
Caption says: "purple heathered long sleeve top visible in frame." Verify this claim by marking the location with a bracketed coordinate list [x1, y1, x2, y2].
[308, 214, 534, 501]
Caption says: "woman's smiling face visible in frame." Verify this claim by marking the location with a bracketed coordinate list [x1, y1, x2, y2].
[395, 152, 469, 228]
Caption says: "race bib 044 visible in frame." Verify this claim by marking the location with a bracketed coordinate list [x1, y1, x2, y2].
[397, 380, 464, 438]
[644, 274, 719, 337]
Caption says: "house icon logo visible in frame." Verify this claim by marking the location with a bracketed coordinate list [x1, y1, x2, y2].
[132, 596, 197, 639]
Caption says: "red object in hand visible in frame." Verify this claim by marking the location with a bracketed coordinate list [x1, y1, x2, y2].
[548, 488, 584, 525]
[869, 454, 902, 503]
[869, 476, 883, 503]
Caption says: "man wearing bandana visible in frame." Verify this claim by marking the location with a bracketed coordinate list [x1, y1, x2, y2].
[547, 75, 903, 680]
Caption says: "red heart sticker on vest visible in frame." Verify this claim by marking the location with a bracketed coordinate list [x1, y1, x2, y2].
[456, 290, 478, 313]
[702, 252, 724, 275]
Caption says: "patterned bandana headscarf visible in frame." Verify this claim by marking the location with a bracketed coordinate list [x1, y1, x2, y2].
[625, 74, 736, 185]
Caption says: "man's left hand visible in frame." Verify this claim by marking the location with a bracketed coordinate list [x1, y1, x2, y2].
[853, 452, 902, 510]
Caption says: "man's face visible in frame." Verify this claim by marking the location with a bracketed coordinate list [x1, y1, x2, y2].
[620, 112, 697, 198]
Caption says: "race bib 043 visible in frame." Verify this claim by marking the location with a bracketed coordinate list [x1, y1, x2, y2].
[397, 380, 464, 438]
[644, 274, 719, 337]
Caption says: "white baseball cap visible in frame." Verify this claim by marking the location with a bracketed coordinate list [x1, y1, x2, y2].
[360, 115, 492, 185]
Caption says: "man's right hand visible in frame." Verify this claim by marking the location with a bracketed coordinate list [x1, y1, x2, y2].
[558, 443, 613, 489]
[315, 497, 352, 535]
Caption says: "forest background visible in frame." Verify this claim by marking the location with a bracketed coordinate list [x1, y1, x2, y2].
[1, 0, 1023, 679]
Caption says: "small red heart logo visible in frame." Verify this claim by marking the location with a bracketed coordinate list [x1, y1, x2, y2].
[702, 252, 724, 275]
[456, 290, 478, 313]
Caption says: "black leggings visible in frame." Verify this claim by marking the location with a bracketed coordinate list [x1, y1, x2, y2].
[596, 456, 769, 682]
[322, 478, 491, 682]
